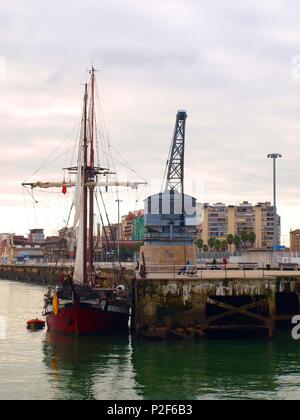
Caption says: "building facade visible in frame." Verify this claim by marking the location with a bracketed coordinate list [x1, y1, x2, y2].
[1, 234, 45, 264]
[236, 201, 256, 236]
[200, 201, 281, 250]
[28, 229, 45, 244]
[290, 230, 300, 252]
[101, 223, 121, 243]
[0, 229, 69, 264]
[121, 210, 144, 242]
[255, 202, 281, 250]
[132, 216, 145, 241]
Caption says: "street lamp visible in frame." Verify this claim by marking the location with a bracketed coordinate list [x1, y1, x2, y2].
[267, 153, 282, 251]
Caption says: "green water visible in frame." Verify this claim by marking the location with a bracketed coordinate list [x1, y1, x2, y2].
[0, 280, 300, 400]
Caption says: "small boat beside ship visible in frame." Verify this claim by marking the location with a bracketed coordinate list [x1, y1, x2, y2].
[27, 319, 46, 330]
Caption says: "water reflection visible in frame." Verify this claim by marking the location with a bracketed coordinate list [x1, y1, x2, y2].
[43, 333, 135, 400]
[132, 339, 277, 400]
[132, 334, 300, 400]
[42, 332, 300, 400]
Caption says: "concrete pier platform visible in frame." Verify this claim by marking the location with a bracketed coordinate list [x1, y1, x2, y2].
[132, 270, 300, 340]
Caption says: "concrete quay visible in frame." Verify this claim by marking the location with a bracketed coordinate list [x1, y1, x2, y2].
[132, 268, 300, 340]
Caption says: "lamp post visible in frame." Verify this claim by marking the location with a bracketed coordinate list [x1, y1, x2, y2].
[267, 154, 282, 253]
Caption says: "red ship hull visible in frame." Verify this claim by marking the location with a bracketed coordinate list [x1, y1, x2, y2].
[46, 302, 129, 335]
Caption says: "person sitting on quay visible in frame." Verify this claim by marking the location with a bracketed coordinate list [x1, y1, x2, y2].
[178, 261, 191, 275]
[211, 258, 218, 270]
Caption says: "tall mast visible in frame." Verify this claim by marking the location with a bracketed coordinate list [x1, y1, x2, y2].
[89, 67, 95, 277]
[83, 83, 89, 283]
[90, 66, 95, 167]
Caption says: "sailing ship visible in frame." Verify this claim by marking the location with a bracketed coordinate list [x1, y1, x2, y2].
[24, 67, 145, 334]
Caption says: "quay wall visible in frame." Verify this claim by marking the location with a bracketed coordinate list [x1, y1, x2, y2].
[132, 276, 300, 339]
[0, 264, 135, 288]
[0, 264, 60, 285]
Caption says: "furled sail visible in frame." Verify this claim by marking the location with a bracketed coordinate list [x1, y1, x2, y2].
[73, 143, 85, 285]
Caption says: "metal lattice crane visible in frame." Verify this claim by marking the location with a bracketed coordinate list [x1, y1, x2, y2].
[144, 109, 197, 242]
[165, 111, 187, 194]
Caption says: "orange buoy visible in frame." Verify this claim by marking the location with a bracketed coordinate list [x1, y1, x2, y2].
[27, 319, 46, 330]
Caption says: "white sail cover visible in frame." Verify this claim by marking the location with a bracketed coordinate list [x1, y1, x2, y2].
[73, 145, 85, 285]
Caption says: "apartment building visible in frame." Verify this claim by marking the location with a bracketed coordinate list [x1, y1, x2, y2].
[121, 210, 144, 241]
[201, 203, 233, 240]
[236, 201, 256, 236]
[255, 202, 281, 250]
[28, 229, 45, 244]
[200, 201, 280, 250]
[290, 229, 300, 252]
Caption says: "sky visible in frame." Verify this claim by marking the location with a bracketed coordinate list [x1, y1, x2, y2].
[1, 0, 300, 245]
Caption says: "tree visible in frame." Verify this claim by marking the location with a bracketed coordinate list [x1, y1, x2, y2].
[241, 231, 249, 247]
[203, 245, 209, 253]
[227, 234, 234, 253]
[119, 243, 142, 261]
[214, 239, 221, 252]
[221, 240, 228, 252]
[249, 232, 256, 247]
[234, 235, 241, 250]
[208, 238, 215, 251]
[196, 239, 204, 251]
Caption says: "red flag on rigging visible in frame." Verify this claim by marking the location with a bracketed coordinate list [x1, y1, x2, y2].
[62, 184, 67, 195]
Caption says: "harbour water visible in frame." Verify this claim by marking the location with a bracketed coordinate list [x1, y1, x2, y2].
[0, 279, 300, 400]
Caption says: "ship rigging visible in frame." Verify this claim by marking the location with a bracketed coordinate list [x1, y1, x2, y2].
[22, 67, 146, 334]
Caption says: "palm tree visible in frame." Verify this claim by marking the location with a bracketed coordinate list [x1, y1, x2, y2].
[221, 240, 228, 252]
[227, 234, 234, 253]
[249, 232, 256, 248]
[208, 238, 215, 251]
[214, 239, 221, 252]
[241, 231, 249, 247]
[234, 235, 241, 251]
[196, 239, 204, 251]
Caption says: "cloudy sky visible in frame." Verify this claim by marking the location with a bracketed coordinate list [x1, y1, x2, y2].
[1, 0, 300, 244]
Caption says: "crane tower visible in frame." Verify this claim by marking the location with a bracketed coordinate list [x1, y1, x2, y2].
[140, 111, 197, 267]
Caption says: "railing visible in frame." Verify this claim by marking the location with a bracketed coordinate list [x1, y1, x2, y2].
[136, 263, 300, 281]
[144, 234, 194, 241]
[197, 251, 242, 261]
